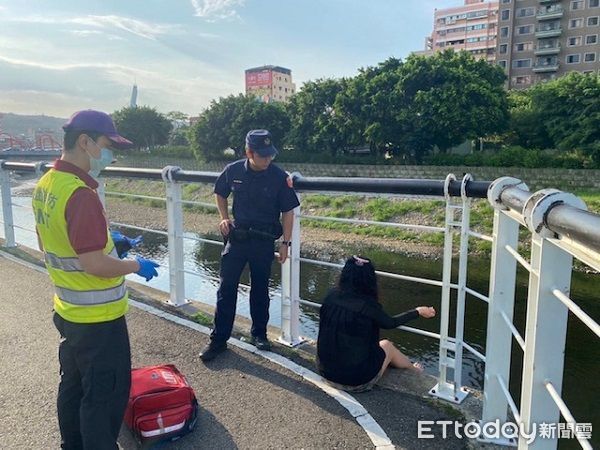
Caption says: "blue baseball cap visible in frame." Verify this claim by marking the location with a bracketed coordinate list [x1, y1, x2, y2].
[63, 109, 134, 150]
[246, 129, 278, 157]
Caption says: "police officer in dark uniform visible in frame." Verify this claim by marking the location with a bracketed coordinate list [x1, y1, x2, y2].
[200, 129, 300, 361]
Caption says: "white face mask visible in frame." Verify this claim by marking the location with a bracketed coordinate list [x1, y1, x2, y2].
[86, 139, 114, 178]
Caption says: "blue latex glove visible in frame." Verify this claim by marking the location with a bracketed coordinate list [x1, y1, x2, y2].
[111, 230, 143, 259]
[135, 256, 160, 282]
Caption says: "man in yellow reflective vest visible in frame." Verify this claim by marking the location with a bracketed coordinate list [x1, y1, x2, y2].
[32, 110, 160, 450]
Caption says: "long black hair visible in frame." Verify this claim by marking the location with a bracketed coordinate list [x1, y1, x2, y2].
[337, 255, 378, 301]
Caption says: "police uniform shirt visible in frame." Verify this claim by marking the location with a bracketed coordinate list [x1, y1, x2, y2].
[214, 159, 300, 226]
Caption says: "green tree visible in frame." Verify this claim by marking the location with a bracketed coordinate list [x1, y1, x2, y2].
[333, 52, 509, 162]
[168, 128, 190, 146]
[189, 94, 290, 161]
[530, 72, 600, 162]
[112, 106, 172, 150]
[505, 90, 553, 149]
[165, 111, 190, 146]
[334, 58, 405, 159]
[286, 78, 348, 155]
[396, 51, 508, 161]
[166, 110, 189, 127]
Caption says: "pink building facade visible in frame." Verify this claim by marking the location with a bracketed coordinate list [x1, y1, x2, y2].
[426, 0, 499, 62]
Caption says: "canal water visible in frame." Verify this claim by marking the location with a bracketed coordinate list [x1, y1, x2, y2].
[4, 194, 598, 440]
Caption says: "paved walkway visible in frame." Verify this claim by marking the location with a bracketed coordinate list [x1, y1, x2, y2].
[0, 254, 467, 449]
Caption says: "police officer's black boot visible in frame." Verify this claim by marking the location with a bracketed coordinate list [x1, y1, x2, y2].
[250, 335, 271, 351]
[199, 340, 227, 361]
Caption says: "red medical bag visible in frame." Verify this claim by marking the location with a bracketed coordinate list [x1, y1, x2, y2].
[124, 365, 198, 445]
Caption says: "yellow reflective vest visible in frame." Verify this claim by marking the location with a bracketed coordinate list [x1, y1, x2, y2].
[32, 168, 128, 323]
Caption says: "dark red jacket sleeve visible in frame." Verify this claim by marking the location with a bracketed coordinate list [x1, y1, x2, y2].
[65, 187, 108, 254]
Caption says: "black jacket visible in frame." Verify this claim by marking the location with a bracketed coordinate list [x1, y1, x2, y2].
[316, 289, 418, 386]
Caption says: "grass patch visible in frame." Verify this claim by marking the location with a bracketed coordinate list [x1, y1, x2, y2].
[191, 312, 213, 327]
[575, 191, 600, 214]
[183, 183, 202, 197]
[303, 194, 332, 208]
[364, 198, 443, 222]
[103, 178, 600, 257]
[182, 203, 217, 215]
[106, 179, 217, 212]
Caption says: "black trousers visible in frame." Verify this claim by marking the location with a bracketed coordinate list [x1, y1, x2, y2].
[212, 238, 275, 342]
[53, 313, 131, 450]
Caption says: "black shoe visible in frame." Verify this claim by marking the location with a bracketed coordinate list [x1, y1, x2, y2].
[199, 341, 227, 361]
[250, 336, 271, 351]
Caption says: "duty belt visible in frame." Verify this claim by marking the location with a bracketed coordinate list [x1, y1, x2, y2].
[229, 226, 277, 242]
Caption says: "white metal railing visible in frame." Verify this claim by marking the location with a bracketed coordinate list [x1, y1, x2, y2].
[479, 178, 599, 449]
[1, 162, 598, 449]
[0, 162, 489, 400]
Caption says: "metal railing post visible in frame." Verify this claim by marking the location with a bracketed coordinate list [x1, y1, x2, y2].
[0, 162, 16, 247]
[430, 174, 468, 404]
[479, 209, 520, 445]
[279, 201, 304, 346]
[478, 177, 529, 445]
[517, 190, 584, 449]
[452, 174, 473, 397]
[162, 166, 187, 307]
[519, 235, 572, 449]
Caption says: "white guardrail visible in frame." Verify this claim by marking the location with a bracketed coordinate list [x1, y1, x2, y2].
[0, 161, 598, 449]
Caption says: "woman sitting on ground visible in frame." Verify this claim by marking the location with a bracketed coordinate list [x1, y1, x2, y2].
[316, 255, 436, 392]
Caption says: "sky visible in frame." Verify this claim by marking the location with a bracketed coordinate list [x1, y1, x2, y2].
[0, 0, 459, 118]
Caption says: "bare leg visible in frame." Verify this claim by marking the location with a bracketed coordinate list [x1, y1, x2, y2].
[379, 339, 423, 373]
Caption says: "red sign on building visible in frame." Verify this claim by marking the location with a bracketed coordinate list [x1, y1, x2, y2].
[246, 70, 272, 88]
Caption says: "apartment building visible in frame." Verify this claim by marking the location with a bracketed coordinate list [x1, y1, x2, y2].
[425, 0, 500, 62]
[245, 65, 296, 103]
[496, 0, 600, 88]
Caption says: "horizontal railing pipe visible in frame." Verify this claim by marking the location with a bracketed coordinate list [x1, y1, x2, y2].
[464, 286, 489, 303]
[499, 186, 532, 213]
[467, 230, 493, 242]
[546, 204, 600, 254]
[292, 175, 491, 198]
[504, 244, 533, 273]
[106, 191, 166, 202]
[182, 234, 224, 247]
[500, 310, 526, 351]
[462, 341, 486, 362]
[397, 325, 441, 340]
[298, 298, 322, 309]
[544, 381, 593, 450]
[12, 224, 37, 233]
[0, 161, 49, 173]
[552, 289, 600, 338]
[499, 184, 600, 254]
[497, 374, 521, 423]
[299, 214, 445, 233]
[1, 161, 493, 198]
[110, 222, 168, 236]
